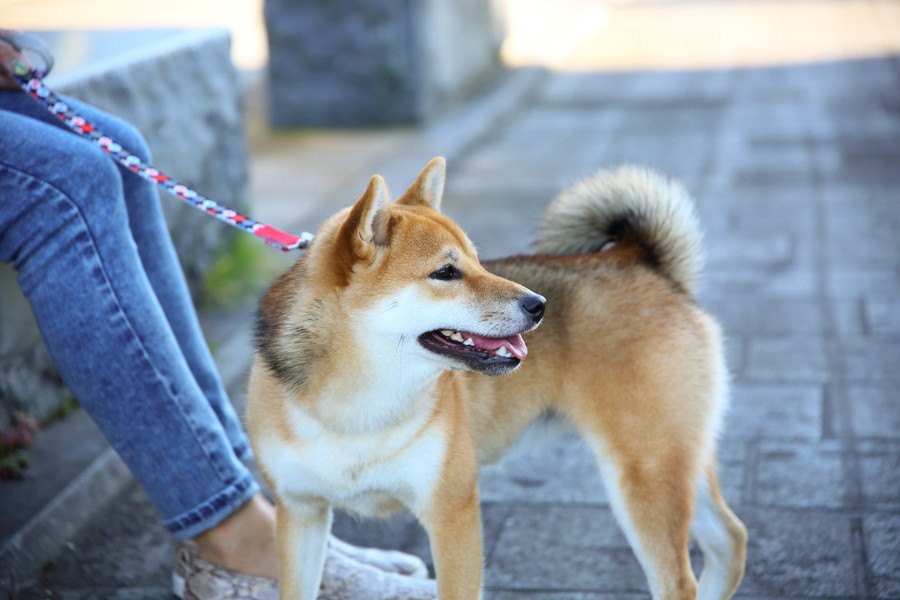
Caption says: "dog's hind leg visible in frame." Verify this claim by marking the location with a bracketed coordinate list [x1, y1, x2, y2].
[276, 499, 332, 600]
[691, 464, 747, 600]
[580, 428, 699, 600]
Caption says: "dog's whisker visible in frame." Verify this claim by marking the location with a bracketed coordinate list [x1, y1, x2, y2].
[397, 335, 404, 380]
[388, 334, 405, 378]
[379, 301, 400, 316]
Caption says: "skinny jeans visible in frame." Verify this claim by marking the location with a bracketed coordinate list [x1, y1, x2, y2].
[0, 90, 259, 538]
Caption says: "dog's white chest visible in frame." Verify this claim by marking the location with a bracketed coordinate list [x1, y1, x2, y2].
[259, 404, 446, 516]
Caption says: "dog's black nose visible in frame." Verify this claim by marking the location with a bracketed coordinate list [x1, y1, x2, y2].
[521, 293, 546, 322]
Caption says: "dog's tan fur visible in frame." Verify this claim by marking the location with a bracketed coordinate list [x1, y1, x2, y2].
[247, 158, 747, 600]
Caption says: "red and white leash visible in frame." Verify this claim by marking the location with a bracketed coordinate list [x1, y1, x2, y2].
[6, 34, 313, 252]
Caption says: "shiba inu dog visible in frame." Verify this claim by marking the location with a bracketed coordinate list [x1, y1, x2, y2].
[246, 158, 748, 600]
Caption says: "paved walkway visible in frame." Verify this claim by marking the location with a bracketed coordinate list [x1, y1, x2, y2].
[9, 1, 899, 598]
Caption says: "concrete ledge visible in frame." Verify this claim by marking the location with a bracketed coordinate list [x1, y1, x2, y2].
[0, 446, 131, 586]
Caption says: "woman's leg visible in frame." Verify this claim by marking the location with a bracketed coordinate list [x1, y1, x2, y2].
[0, 92, 250, 460]
[0, 95, 257, 541]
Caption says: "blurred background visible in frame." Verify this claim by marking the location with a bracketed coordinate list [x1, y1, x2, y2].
[1, 0, 898, 598]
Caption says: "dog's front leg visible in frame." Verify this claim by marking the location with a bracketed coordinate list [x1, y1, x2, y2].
[422, 487, 484, 600]
[417, 424, 484, 600]
[276, 499, 332, 600]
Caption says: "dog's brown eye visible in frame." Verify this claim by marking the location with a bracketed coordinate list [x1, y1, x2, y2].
[430, 264, 462, 281]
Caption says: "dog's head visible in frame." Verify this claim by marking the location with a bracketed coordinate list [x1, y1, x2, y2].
[307, 157, 545, 377]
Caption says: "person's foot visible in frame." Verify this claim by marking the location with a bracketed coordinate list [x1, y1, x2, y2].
[174, 541, 278, 600]
[328, 535, 429, 579]
[193, 494, 279, 579]
[174, 541, 437, 600]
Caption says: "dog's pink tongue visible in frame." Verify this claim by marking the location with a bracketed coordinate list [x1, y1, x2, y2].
[467, 333, 528, 361]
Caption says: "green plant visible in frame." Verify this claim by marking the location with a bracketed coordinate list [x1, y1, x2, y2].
[199, 233, 293, 308]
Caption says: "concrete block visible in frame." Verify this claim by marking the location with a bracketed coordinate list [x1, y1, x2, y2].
[706, 233, 794, 270]
[863, 513, 900, 599]
[827, 268, 900, 300]
[490, 594, 642, 600]
[712, 441, 747, 506]
[443, 186, 555, 258]
[331, 502, 509, 572]
[539, 70, 733, 107]
[835, 339, 900, 382]
[857, 441, 900, 509]
[754, 440, 850, 508]
[744, 337, 829, 383]
[265, 0, 503, 125]
[830, 299, 867, 337]
[735, 140, 816, 188]
[703, 264, 818, 297]
[722, 384, 823, 441]
[479, 436, 608, 505]
[487, 506, 644, 591]
[701, 296, 823, 336]
[865, 299, 900, 335]
[833, 385, 900, 439]
[727, 183, 817, 232]
[823, 197, 900, 268]
[739, 508, 858, 597]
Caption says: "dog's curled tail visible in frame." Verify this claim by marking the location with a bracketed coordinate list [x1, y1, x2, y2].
[536, 165, 704, 295]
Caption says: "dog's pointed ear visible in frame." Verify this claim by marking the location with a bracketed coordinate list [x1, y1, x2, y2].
[339, 175, 391, 259]
[396, 156, 445, 212]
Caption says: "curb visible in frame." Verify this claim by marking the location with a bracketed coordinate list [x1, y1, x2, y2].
[0, 448, 130, 588]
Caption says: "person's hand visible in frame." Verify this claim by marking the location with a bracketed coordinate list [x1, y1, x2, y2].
[0, 30, 29, 90]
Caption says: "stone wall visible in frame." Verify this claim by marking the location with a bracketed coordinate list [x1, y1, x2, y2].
[0, 29, 249, 430]
[265, 0, 505, 126]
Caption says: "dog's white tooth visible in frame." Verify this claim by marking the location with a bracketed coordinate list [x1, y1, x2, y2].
[496, 346, 510, 357]
[441, 330, 454, 337]
[463, 338, 475, 346]
[451, 332, 464, 342]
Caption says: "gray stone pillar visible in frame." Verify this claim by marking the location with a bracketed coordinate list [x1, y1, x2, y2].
[265, 0, 505, 126]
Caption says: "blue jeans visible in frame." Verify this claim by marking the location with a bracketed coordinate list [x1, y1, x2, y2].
[0, 90, 259, 539]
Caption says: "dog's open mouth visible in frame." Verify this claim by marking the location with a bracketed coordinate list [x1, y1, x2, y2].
[418, 328, 528, 374]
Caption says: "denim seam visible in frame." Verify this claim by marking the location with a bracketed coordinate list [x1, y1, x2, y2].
[165, 471, 258, 536]
[233, 441, 252, 462]
[2, 160, 236, 485]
